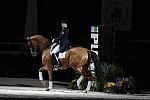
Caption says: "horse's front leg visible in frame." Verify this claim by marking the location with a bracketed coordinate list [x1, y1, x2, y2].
[46, 64, 53, 91]
[39, 67, 47, 86]
[85, 62, 96, 92]
[85, 81, 93, 92]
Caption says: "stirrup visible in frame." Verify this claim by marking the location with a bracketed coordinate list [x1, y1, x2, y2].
[53, 65, 60, 71]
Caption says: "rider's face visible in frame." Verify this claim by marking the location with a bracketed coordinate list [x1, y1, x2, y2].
[61, 23, 67, 28]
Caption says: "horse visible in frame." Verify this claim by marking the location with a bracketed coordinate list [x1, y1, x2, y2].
[25, 34, 104, 92]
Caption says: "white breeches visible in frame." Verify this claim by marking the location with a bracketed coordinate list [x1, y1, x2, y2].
[51, 43, 60, 54]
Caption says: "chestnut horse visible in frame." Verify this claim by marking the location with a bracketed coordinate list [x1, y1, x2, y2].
[25, 34, 104, 92]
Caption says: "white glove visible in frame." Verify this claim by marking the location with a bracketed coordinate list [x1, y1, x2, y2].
[52, 38, 55, 43]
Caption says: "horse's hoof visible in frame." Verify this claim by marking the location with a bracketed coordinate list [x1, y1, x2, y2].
[77, 86, 82, 90]
[46, 88, 49, 91]
[41, 80, 47, 86]
[83, 90, 88, 93]
[46, 88, 53, 92]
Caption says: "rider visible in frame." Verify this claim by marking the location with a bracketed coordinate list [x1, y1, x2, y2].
[51, 19, 70, 70]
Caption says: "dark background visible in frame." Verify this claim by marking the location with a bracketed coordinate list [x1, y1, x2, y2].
[0, 0, 150, 92]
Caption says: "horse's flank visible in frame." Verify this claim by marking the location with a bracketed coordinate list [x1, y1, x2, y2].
[67, 47, 88, 67]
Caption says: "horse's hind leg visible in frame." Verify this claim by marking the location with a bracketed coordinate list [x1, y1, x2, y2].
[85, 81, 93, 91]
[82, 65, 95, 92]
[75, 67, 84, 89]
[77, 75, 84, 89]
[76, 75, 93, 91]
[85, 62, 96, 92]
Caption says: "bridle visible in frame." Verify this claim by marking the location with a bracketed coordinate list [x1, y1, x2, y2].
[27, 37, 38, 57]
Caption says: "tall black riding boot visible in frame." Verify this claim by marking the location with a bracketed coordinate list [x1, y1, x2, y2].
[52, 53, 59, 70]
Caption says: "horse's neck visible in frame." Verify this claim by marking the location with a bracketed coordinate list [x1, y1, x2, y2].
[32, 35, 50, 51]
[38, 41, 50, 51]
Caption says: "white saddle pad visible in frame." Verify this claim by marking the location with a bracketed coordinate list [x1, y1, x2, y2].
[58, 52, 66, 58]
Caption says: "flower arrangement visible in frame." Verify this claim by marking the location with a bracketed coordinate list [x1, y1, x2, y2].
[103, 82, 117, 93]
[103, 76, 136, 94]
[115, 76, 136, 94]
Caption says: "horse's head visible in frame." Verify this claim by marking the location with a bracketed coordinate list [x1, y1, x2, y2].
[25, 36, 39, 57]
[25, 34, 51, 57]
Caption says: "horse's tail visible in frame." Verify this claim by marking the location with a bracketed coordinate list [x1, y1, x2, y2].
[89, 50, 105, 91]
